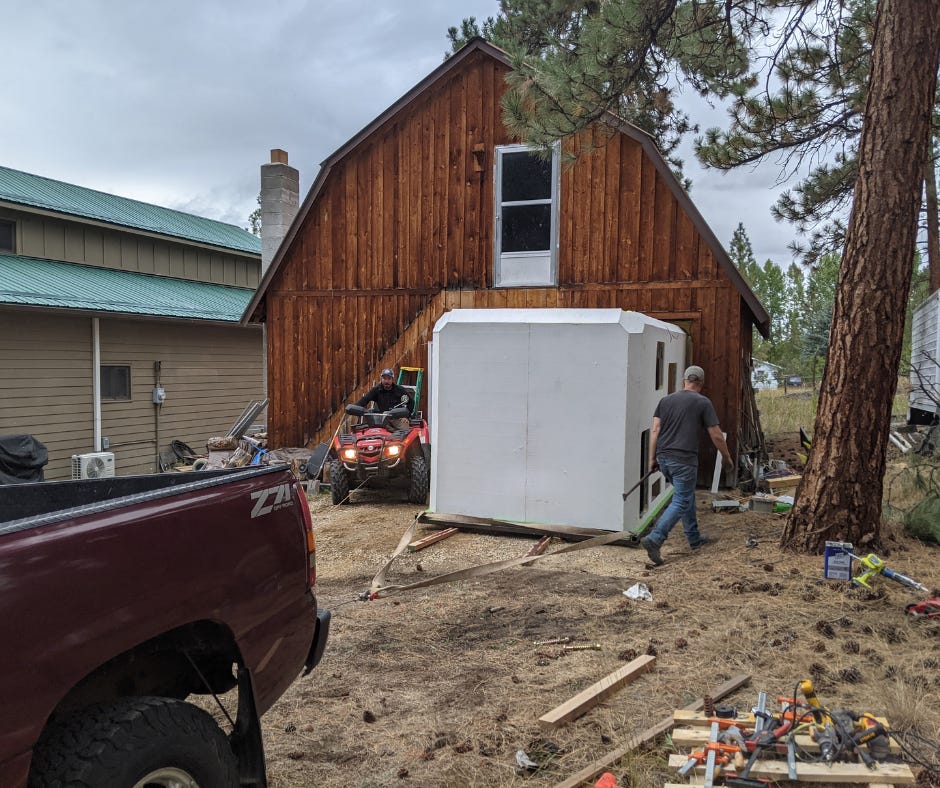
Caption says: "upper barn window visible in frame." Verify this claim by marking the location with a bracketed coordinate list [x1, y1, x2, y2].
[494, 144, 559, 287]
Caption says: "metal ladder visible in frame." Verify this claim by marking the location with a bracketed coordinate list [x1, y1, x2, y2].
[396, 367, 424, 417]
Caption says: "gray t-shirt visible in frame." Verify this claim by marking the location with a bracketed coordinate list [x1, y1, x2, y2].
[653, 390, 720, 464]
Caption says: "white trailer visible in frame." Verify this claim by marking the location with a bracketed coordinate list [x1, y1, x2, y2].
[429, 308, 686, 533]
[909, 290, 940, 424]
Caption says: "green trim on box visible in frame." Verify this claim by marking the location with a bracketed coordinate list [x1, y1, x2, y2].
[0, 165, 261, 254]
[628, 488, 673, 536]
[0, 254, 253, 322]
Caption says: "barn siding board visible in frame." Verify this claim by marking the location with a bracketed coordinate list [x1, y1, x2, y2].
[256, 46, 763, 460]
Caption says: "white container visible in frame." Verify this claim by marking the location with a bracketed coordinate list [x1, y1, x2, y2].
[429, 308, 686, 532]
[909, 289, 940, 424]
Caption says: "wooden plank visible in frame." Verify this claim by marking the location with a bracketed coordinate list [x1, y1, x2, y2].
[407, 527, 459, 552]
[552, 674, 750, 788]
[767, 474, 802, 490]
[673, 710, 890, 727]
[521, 535, 553, 565]
[538, 656, 656, 730]
[667, 753, 916, 784]
[671, 727, 901, 755]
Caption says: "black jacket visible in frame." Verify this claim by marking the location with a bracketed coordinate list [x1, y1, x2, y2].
[357, 383, 413, 414]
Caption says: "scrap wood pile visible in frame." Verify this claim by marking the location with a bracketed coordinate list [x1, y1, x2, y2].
[539, 670, 923, 788]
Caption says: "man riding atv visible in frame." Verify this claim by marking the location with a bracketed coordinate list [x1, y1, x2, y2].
[328, 368, 430, 505]
[356, 368, 414, 417]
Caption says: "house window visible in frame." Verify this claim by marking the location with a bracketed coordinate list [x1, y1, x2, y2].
[494, 143, 559, 287]
[101, 365, 131, 401]
[0, 220, 14, 253]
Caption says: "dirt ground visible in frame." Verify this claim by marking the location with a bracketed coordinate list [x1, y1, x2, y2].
[257, 450, 940, 788]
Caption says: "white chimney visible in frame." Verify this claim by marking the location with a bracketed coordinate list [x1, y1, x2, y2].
[260, 149, 299, 274]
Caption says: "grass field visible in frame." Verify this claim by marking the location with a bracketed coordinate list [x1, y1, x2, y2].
[755, 379, 910, 437]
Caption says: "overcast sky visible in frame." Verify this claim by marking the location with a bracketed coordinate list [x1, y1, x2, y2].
[3, 0, 799, 265]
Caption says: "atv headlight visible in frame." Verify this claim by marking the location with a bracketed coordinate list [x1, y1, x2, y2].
[341, 447, 357, 461]
[385, 444, 401, 457]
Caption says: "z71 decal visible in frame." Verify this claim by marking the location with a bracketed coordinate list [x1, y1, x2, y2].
[250, 483, 294, 518]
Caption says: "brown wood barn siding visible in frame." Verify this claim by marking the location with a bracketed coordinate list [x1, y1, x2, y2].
[265, 50, 748, 455]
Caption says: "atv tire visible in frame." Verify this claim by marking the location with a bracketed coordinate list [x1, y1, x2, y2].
[329, 459, 351, 505]
[408, 454, 430, 505]
[28, 696, 238, 788]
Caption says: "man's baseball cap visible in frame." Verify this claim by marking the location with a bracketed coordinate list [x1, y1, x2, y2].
[380, 368, 394, 377]
[684, 365, 705, 382]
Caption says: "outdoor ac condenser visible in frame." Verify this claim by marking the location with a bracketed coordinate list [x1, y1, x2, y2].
[71, 451, 116, 480]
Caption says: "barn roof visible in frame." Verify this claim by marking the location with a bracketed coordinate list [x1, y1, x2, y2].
[0, 164, 261, 256]
[243, 38, 769, 336]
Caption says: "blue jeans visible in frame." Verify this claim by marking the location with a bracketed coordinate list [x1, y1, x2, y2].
[646, 457, 702, 548]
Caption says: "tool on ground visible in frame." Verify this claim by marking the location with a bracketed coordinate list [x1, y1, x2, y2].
[905, 597, 940, 618]
[622, 468, 656, 501]
[593, 772, 620, 788]
[562, 642, 601, 652]
[725, 716, 791, 788]
[848, 551, 928, 592]
[532, 636, 571, 646]
[678, 721, 740, 787]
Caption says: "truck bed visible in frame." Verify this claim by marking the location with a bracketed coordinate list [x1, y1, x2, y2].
[0, 466, 289, 529]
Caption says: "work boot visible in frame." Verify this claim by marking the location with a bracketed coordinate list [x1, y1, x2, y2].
[641, 537, 664, 566]
[691, 535, 714, 551]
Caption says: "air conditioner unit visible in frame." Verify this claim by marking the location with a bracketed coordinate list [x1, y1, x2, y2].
[71, 451, 116, 480]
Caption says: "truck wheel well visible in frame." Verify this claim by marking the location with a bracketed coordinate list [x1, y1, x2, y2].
[48, 620, 242, 725]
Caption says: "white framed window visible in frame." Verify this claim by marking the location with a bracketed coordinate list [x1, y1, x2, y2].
[494, 143, 559, 287]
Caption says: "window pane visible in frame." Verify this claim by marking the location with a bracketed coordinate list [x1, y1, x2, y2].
[0, 221, 13, 253]
[501, 152, 551, 202]
[101, 365, 131, 400]
[501, 204, 552, 252]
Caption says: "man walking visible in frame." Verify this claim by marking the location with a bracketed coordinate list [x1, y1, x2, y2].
[640, 365, 733, 566]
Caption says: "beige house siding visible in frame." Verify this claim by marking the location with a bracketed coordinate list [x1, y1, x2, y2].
[0, 309, 265, 480]
[0, 310, 94, 479]
[0, 207, 260, 288]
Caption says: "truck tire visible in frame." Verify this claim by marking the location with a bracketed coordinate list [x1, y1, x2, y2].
[329, 459, 350, 505]
[408, 454, 429, 505]
[28, 696, 238, 788]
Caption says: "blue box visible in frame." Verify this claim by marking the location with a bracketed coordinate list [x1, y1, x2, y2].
[823, 541, 853, 580]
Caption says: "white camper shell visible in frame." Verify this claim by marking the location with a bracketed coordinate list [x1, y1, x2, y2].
[430, 308, 686, 532]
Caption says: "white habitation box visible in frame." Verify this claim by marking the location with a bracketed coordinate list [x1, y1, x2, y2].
[430, 308, 686, 532]
[909, 289, 940, 424]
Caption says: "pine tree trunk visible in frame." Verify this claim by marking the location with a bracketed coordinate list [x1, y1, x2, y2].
[782, 0, 940, 552]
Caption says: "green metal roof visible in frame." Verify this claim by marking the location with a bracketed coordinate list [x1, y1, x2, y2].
[0, 255, 253, 322]
[0, 165, 261, 255]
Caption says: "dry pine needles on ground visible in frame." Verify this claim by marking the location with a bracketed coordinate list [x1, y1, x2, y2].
[247, 484, 940, 788]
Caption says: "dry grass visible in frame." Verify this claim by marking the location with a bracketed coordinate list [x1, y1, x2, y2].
[252, 489, 940, 787]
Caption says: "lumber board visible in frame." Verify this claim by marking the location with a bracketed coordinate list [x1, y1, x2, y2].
[538, 655, 655, 729]
[666, 753, 916, 783]
[551, 673, 750, 788]
[418, 512, 640, 546]
[671, 726, 900, 755]
[521, 535, 553, 566]
[407, 527, 458, 552]
[767, 473, 802, 490]
[673, 709, 890, 728]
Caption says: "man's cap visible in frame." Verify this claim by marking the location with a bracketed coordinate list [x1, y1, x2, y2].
[380, 368, 394, 377]
[684, 365, 705, 382]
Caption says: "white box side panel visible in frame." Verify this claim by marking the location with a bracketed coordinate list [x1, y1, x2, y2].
[622, 327, 687, 528]
[431, 323, 530, 518]
[524, 323, 629, 528]
[910, 291, 940, 415]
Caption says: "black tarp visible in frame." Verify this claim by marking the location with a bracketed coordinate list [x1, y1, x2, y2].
[0, 434, 49, 484]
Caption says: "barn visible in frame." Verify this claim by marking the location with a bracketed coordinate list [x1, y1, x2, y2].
[243, 39, 769, 478]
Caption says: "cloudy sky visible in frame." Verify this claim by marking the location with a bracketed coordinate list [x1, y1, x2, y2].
[3, 0, 799, 265]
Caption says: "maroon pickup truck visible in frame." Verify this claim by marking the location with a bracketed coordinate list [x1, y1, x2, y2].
[0, 465, 330, 787]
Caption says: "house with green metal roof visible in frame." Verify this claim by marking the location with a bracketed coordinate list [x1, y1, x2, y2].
[0, 164, 265, 479]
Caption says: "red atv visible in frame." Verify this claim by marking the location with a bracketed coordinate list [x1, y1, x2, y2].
[328, 404, 430, 505]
